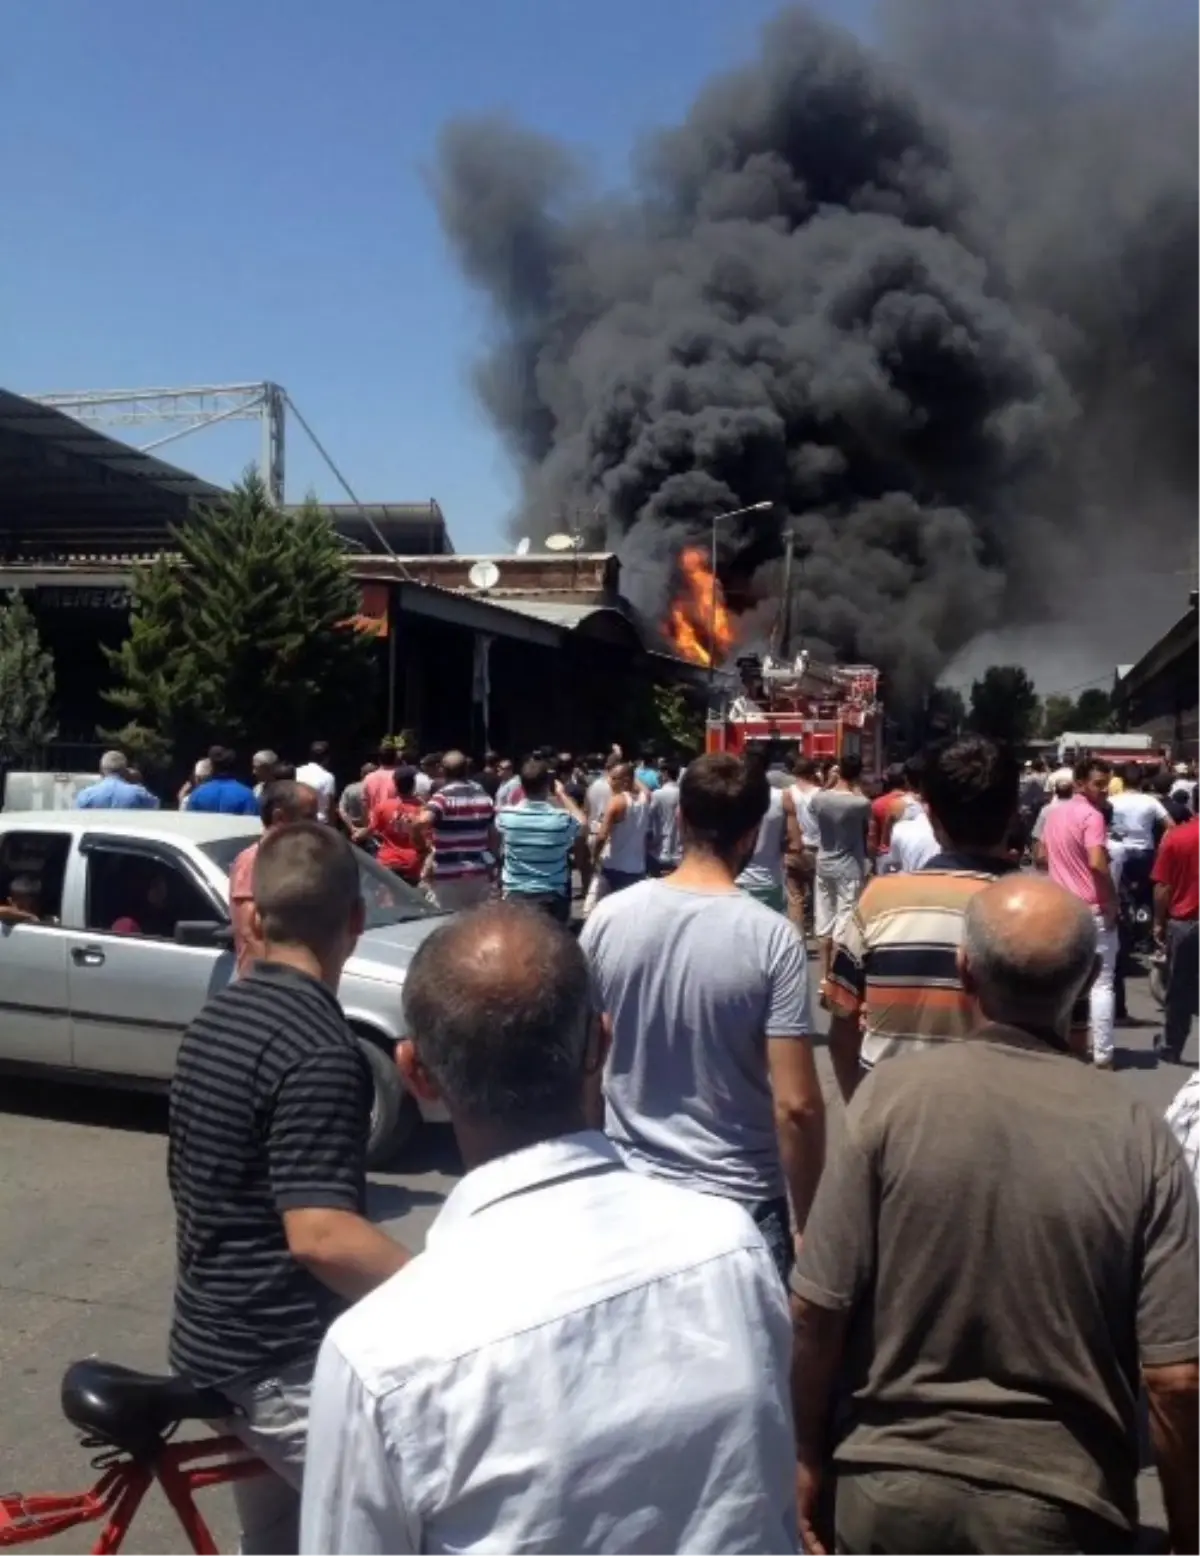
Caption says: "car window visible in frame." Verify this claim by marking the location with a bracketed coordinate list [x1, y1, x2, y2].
[0, 830, 71, 925]
[85, 846, 221, 941]
[199, 837, 445, 928]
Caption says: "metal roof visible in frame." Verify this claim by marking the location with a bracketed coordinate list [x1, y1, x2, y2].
[0, 388, 224, 558]
[283, 502, 452, 557]
[490, 599, 622, 630]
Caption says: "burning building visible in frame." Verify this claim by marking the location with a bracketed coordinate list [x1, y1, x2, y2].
[435, 4, 1197, 703]
[665, 548, 733, 669]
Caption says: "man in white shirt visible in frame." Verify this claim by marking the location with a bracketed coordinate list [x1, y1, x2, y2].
[295, 741, 337, 824]
[887, 803, 940, 872]
[301, 904, 797, 1556]
[1110, 764, 1175, 914]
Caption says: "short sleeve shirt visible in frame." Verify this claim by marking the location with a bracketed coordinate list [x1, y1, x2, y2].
[168, 963, 371, 1387]
[582, 880, 809, 1203]
[496, 802, 580, 897]
[1152, 817, 1199, 919]
[1043, 794, 1107, 906]
[792, 1026, 1199, 1530]
[228, 841, 260, 976]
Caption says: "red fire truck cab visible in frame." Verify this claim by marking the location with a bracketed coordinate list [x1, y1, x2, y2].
[705, 652, 884, 784]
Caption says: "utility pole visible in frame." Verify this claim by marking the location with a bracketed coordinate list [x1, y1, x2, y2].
[772, 530, 795, 660]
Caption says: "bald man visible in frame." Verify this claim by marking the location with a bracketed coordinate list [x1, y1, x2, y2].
[422, 749, 496, 910]
[792, 876, 1199, 1556]
[302, 904, 798, 1555]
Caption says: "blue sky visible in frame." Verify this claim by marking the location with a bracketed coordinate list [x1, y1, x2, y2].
[3, 0, 869, 554]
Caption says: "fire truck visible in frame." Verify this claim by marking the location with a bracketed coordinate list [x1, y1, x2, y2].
[705, 650, 885, 783]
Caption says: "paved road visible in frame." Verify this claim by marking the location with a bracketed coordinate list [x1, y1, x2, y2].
[0, 965, 1192, 1554]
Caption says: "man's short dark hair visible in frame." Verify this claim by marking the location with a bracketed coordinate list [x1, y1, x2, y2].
[378, 740, 397, 766]
[660, 757, 681, 781]
[253, 823, 361, 952]
[679, 755, 769, 854]
[884, 762, 905, 791]
[794, 757, 818, 781]
[207, 744, 235, 776]
[395, 766, 416, 798]
[310, 740, 331, 763]
[403, 903, 592, 1127]
[840, 752, 864, 783]
[904, 753, 925, 791]
[260, 779, 314, 827]
[922, 736, 1019, 849]
[1123, 761, 1145, 788]
[1074, 756, 1111, 783]
[520, 758, 552, 798]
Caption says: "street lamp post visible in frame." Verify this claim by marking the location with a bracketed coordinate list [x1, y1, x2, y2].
[708, 501, 773, 697]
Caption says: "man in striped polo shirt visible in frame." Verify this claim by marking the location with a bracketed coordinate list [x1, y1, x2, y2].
[826, 736, 1021, 1101]
[495, 758, 587, 922]
[169, 824, 411, 1552]
[423, 750, 497, 911]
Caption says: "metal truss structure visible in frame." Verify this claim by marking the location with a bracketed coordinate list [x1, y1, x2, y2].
[27, 382, 403, 560]
[31, 383, 287, 504]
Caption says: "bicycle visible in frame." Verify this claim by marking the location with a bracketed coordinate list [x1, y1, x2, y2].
[0, 1359, 265, 1554]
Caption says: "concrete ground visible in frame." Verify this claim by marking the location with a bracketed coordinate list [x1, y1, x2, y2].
[0, 964, 1192, 1554]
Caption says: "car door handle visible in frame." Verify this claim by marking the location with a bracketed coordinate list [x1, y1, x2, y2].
[72, 946, 106, 968]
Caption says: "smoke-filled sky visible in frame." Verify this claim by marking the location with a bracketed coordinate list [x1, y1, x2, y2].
[435, 0, 1197, 698]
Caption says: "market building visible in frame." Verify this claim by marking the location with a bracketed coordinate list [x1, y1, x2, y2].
[0, 388, 693, 768]
[1112, 593, 1199, 762]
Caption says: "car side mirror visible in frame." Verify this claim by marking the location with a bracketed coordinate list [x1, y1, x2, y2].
[174, 920, 234, 949]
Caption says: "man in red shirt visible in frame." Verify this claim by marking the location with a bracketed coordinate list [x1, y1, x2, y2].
[370, 767, 429, 886]
[228, 781, 319, 975]
[1152, 796, 1198, 1063]
[361, 740, 400, 818]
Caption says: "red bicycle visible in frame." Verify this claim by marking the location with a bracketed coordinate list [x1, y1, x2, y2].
[0, 1359, 265, 1554]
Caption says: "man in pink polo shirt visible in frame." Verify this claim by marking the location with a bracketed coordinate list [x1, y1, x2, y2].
[1042, 757, 1119, 1068]
[229, 780, 319, 976]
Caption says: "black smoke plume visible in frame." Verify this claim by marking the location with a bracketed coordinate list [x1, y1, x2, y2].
[434, 3, 1197, 696]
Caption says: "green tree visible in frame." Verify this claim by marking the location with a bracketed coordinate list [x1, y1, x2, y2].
[1040, 693, 1075, 740]
[623, 679, 705, 757]
[0, 591, 57, 764]
[968, 665, 1041, 747]
[1070, 687, 1113, 733]
[103, 471, 377, 769]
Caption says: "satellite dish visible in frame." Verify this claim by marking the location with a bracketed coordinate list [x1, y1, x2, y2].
[515, 537, 531, 556]
[467, 559, 501, 592]
[545, 533, 577, 552]
[466, 557, 501, 585]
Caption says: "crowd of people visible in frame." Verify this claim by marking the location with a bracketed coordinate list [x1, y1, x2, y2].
[151, 727, 1200, 1556]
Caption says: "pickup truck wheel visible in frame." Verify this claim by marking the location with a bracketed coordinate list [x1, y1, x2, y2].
[357, 1036, 420, 1168]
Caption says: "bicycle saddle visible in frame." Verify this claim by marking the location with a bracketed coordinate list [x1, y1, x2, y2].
[61, 1359, 230, 1456]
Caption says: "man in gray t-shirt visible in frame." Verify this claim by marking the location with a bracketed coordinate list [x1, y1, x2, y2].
[648, 762, 682, 872]
[810, 755, 871, 992]
[581, 754, 825, 1286]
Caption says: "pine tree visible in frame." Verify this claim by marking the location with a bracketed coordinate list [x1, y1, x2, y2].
[0, 591, 57, 764]
[103, 471, 378, 766]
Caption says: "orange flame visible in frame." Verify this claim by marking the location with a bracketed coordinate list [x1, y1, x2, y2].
[665, 546, 734, 666]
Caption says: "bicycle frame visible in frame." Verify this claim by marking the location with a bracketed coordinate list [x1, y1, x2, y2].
[0, 1434, 264, 1555]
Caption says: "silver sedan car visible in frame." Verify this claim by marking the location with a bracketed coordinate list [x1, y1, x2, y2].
[0, 810, 449, 1165]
